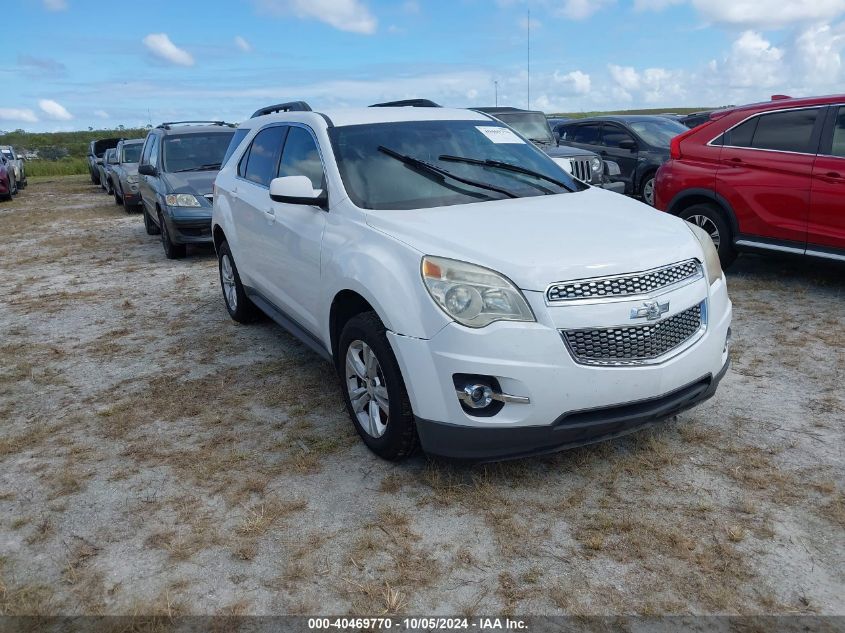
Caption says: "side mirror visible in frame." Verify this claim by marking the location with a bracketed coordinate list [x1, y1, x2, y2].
[138, 163, 157, 176]
[618, 140, 637, 151]
[269, 175, 327, 207]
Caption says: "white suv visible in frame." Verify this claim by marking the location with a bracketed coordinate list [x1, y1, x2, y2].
[211, 101, 732, 461]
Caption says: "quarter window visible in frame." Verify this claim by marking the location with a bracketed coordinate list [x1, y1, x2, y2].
[724, 118, 757, 148]
[278, 126, 325, 190]
[751, 108, 819, 154]
[831, 107, 845, 157]
[244, 126, 286, 187]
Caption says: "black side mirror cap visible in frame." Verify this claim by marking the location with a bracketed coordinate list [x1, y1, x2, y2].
[138, 164, 157, 176]
[269, 191, 328, 209]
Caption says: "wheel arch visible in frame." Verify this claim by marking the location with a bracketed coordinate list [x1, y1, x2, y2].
[329, 290, 378, 365]
[212, 224, 226, 254]
[665, 188, 740, 241]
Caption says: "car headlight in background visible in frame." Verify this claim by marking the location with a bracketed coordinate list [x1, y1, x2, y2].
[127, 175, 139, 184]
[421, 256, 535, 328]
[687, 223, 723, 285]
[590, 156, 602, 174]
[165, 193, 202, 207]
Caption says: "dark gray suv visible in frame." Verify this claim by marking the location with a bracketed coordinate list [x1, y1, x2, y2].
[138, 121, 236, 259]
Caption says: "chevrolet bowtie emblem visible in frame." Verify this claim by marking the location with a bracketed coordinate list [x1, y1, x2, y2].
[631, 300, 670, 321]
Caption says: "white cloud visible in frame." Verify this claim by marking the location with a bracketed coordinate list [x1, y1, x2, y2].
[720, 31, 783, 88]
[234, 36, 252, 52]
[38, 99, 73, 120]
[608, 64, 640, 92]
[0, 108, 39, 123]
[554, 69, 591, 94]
[555, 0, 616, 20]
[94, 109, 110, 119]
[255, 0, 377, 34]
[42, 0, 67, 11]
[633, 0, 683, 10]
[792, 23, 844, 89]
[142, 33, 195, 67]
[692, 0, 845, 29]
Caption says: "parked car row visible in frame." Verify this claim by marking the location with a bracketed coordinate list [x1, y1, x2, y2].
[0, 145, 27, 192]
[79, 93, 840, 462]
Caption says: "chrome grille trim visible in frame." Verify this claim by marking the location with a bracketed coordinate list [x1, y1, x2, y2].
[547, 259, 701, 302]
[569, 157, 592, 183]
[561, 302, 706, 366]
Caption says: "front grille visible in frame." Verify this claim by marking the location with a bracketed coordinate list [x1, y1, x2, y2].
[547, 259, 700, 302]
[562, 303, 704, 365]
[569, 157, 592, 183]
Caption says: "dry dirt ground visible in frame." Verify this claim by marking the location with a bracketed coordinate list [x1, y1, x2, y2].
[0, 176, 843, 617]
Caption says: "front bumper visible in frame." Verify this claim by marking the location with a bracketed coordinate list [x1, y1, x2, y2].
[599, 180, 626, 193]
[416, 358, 729, 460]
[165, 208, 213, 244]
[122, 191, 142, 206]
[388, 276, 731, 460]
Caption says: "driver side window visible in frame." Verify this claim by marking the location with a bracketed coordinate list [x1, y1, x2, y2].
[278, 126, 325, 190]
[148, 136, 160, 168]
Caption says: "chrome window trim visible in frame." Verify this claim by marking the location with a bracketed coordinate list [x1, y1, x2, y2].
[706, 105, 826, 156]
[560, 300, 708, 367]
[545, 259, 703, 305]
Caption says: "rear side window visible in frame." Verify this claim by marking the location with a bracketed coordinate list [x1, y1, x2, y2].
[724, 118, 757, 148]
[222, 128, 249, 167]
[751, 109, 819, 154]
[571, 124, 601, 144]
[278, 126, 325, 190]
[830, 107, 845, 157]
[244, 126, 287, 187]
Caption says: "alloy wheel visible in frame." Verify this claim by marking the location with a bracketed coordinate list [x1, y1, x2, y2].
[642, 178, 655, 206]
[345, 340, 389, 438]
[220, 254, 238, 311]
[687, 214, 721, 249]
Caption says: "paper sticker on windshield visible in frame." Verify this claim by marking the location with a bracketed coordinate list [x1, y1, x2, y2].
[476, 126, 524, 144]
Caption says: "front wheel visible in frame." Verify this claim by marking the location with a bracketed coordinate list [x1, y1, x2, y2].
[159, 211, 186, 259]
[217, 241, 259, 323]
[679, 203, 737, 268]
[338, 312, 418, 461]
[114, 187, 123, 206]
[143, 206, 160, 235]
[640, 173, 656, 206]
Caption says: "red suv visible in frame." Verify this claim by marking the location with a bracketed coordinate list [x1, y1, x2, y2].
[654, 95, 844, 266]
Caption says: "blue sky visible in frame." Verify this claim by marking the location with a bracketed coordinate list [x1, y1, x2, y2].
[3, 0, 844, 131]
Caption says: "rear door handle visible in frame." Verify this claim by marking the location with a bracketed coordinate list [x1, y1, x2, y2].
[729, 157, 743, 164]
[819, 171, 843, 183]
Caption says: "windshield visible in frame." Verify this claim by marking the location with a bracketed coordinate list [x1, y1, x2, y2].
[629, 119, 688, 147]
[121, 143, 142, 163]
[330, 120, 581, 210]
[162, 131, 235, 172]
[494, 112, 554, 144]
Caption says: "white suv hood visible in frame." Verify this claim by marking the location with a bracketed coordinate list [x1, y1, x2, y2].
[364, 187, 702, 291]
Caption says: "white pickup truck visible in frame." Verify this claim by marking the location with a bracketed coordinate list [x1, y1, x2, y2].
[0, 146, 26, 190]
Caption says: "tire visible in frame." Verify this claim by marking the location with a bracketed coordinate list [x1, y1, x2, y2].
[143, 206, 160, 235]
[1, 177, 11, 201]
[679, 203, 737, 268]
[114, 187, 123, 206]
[338, 311, 418, 461]
[159, 211, 186, 259]
[640, 172, 656, 206]
[90, 168, 99, 185]
[217, 241, 259, 323]
[10, 177, 18, 197]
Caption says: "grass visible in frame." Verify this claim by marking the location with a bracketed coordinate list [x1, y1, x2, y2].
[24, 157, 89, 177]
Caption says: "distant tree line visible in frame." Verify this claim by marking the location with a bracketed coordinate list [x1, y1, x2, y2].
[0, 126, 151, 161]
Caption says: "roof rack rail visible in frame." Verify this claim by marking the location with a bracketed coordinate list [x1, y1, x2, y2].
[251, 101, 312, 118]
[156, 120, 234, 130]
[369, 99, 441, 108]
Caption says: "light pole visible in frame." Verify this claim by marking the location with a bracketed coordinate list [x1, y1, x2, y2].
[494, 80, 499, 107]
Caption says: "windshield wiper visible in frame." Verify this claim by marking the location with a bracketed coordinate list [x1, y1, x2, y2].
[377, 146, 518, 199]
[439, 154, 575, 192]
[173, 163, 221, 173]
[529, 138, 552, 145]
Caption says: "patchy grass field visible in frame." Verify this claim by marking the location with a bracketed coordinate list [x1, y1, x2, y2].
[0, 176, 843, 616]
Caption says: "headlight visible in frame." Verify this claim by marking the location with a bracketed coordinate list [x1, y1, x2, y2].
[590, 156, 602, 174]
[421, 256, 535, 328]
[127, 175, 139, 184]
[687, 223, 723, 285]
[165, 193, 202, 207]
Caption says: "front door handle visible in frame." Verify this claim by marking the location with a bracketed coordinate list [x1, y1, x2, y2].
[819, 171, 843, 183]
[264, 207, 275, 221]
[729, 157, 743, 164]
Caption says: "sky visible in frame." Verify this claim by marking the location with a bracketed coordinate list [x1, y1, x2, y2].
[2, 0, 845, 131]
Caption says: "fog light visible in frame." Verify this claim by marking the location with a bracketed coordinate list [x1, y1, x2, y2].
[463, 384, 494, 409]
